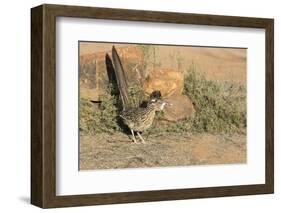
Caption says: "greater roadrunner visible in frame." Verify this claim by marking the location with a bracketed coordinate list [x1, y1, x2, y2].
[119, 99, 166, 143]
[110, 46, 168, 144]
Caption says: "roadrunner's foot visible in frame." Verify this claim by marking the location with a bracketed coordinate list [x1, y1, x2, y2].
[130, 129, 139, 144]
[137, 132, 146, 144]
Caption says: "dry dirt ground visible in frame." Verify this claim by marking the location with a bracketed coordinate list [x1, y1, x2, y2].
[79, 132, 246, 170]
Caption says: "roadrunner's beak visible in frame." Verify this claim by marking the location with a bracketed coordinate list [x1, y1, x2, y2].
[160, 101, 172, 110]
[160, 102, 166, 110]
[164, 102, 173, 110]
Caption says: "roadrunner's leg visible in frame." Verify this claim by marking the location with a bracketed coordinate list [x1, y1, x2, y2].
[130, 129, 138, 144]
[137, 132, 146, 144]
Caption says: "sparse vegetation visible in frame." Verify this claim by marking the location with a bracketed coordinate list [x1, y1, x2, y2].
[80, 64, 246, 135]
[183, 66, 246, 134]
[80, 91, 120, 135]
[128, 84, 145, 108]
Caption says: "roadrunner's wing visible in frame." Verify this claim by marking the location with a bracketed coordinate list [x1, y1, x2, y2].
[112, 46, 131, 110]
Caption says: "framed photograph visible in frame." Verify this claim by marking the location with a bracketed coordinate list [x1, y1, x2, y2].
[31, 4, 274, 208]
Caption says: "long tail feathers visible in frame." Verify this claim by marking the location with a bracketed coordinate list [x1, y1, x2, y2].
[112, 46, 131, 110]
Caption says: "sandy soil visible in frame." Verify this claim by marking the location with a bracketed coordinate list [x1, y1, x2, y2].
[80, 132, 246, 170]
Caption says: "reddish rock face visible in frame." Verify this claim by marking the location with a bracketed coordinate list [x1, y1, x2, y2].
[79, 46, 145, 101]
[143, 68, 184, 98]
[80, 46, 144, 91]
[163, 95, 195, 122]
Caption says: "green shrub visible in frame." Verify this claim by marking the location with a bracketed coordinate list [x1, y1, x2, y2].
[128, 84, 145, 108]
[79, 92, 120, 135]
[181, 67, 246, 134]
